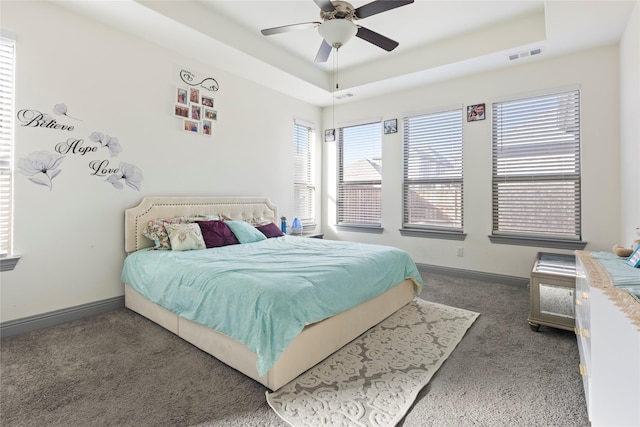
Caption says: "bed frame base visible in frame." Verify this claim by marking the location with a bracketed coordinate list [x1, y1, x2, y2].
[125, 280, 415, 391]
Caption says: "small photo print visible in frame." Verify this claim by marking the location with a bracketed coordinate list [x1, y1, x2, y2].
[177, 87, 188, 105]
[189, 87, 200, 104]
[467, 103, 486, 121]
[204, 108, 217, 120]
[184, 119, 199, 133]
[191, 105, 201, 120]
[174, 104, 189, 118]
[201, 96, 214, 107]
[202, 120, 212, 136]
[384, 119, 397, 134]
[324, 129, 335, 142]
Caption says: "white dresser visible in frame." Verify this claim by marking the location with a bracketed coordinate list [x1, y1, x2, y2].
[575, 251, 640, 426]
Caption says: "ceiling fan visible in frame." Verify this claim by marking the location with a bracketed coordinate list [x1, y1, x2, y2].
[261, 0, 414, 63]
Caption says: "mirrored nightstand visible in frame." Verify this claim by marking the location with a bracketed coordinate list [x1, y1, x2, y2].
[528, 252, 576, 332]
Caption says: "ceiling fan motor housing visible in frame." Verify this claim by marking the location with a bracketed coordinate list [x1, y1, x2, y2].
[320, 1, 357, 21]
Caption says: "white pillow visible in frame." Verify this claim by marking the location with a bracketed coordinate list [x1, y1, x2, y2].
[164, 223, 206, 251]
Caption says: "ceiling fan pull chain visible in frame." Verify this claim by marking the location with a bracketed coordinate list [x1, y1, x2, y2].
[332, 47, 337, 130]
[335, 48, 339, 90]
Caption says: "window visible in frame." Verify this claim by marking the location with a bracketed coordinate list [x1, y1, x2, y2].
[0, 35, 18, 270]
[337, 121, 382, 231]
[490, 89, 585, 249]
[293, 120, 315, 228]
[401, 108, 464, 239]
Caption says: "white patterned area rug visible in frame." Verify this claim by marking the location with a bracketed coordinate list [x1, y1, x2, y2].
[266, 298, 479, 427]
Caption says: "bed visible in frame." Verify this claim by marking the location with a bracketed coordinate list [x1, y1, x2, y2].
[122, 196, 422, 391]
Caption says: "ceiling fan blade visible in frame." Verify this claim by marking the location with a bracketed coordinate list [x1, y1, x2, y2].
[314, 39, 332, 63]
[356, 26, 399, 51]
[355, 0, 414, 19]
[261, 22, 320, 36]
[313, 0, 336, 13]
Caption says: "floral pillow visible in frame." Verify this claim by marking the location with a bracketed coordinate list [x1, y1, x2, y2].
[250, 216, 272, 226]
[164, 223, 206, 251]
[142, 215, 213, 250]
[142, 216, 186, 249]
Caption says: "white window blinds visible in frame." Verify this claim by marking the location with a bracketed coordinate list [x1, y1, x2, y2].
[0, 36, 15, 257]
[403, 109, 463, 231]
[337, 121, 382, 227]
[293, 121, 315, 227]
[492, 90, 581, 241]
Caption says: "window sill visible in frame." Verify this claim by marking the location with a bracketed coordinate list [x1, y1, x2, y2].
[488, 235, 587, 250]
[336, 225, 384, 234]
[399, 229, 467, 241]
[1, 255, 21, 272]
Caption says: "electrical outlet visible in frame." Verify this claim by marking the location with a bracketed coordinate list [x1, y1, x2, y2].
[456, 247, 464, 257]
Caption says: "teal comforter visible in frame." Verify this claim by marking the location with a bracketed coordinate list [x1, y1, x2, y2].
[121, 236, 423, 376]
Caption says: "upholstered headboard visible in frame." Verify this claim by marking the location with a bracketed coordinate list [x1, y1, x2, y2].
[124, 196, 278, 253]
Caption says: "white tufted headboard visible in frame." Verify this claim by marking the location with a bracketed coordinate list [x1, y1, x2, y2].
[124, 196, 278, 253]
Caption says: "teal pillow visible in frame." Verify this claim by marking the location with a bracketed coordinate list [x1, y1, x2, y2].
[225, 220, 267, 244]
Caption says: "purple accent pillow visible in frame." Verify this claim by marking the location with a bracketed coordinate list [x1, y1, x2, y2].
[197, 220, 240, 248]
[256, 222, 285, 238]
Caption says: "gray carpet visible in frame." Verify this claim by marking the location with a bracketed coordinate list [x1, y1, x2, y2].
[0, 273, 590, 426]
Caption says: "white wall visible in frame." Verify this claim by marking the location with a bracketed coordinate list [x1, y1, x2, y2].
[619, 2, 640, 247]
[322, 45, 622, 278]
[1, 1, 634, 323]
[0, 1, 321, 322]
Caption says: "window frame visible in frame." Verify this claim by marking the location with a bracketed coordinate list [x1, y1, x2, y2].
[0, 34, 20, 271]
[293, 120, 316, 229]
[489, 88, 586, 250]
[336, 120, 383, 233]
[400, 107, 466, 241]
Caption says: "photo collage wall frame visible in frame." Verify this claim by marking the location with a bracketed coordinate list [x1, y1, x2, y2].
[174, 86, 217, 136]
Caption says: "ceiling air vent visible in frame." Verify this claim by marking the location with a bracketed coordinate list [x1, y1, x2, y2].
[335, 92, 355, 100]
[508, 47, 543, 61]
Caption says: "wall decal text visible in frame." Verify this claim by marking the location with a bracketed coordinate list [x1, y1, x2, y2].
[17, 109, 75, 131]
[17, 103, 143, 192]
[55, 138, 98, 156]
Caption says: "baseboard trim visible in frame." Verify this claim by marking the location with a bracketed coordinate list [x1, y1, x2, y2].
[1, 295, 125, 339]
[416, 263, 529, 287]
[1, 265, 527, 338]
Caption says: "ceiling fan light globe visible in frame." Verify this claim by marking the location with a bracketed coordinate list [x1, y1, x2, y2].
[318, 19, 357, 48]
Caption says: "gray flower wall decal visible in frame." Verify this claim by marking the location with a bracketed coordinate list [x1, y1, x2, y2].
[18, 103, 144, 193]
[18, 151, 65, 191]
[105, 162, 143, 191]
[53, 103, 81, 121]
[88, 132, 122, 157]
